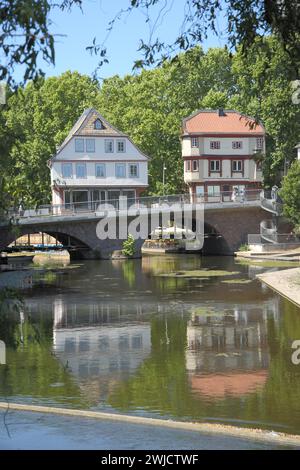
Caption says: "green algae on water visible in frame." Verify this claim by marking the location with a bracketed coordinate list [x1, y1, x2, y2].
[158, 270, 239, 278]
[222, 279, 252, 284]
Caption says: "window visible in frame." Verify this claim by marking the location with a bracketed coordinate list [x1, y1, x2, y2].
[129, 163, 138, 178]
[94, 119, 103, 130]
[191, 137, 199, 148]
[207, 185, 220, 197]
[232, 141, 243, 149]
[92, 190, 106, 203]
[210, 141, 220, 149]
[210, 160, 220, 172]
[116, 163, 126, 178]
[196, 186, 204, 197]
[62, 163, 72, 178]
[86, 138, 95, 152]
[75, 138, 84, 152]
[117, 139, 126, 152]
[256, 137, 263, 149]
[185, 160, 191, 171]
[64, 190, 71, 206]
[232, 160, 243, 172]
[122, 190, 135, 200]
[132, 334, 142, 349]
[192, 160, 199, 171]
[95, 163, 106, 178]
[105, 140, 114, 153]
[76, 163, 87, 179]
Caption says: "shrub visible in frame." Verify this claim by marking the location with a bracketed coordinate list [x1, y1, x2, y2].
[238, 243, 250, 252]
[122, 234, 135, 257]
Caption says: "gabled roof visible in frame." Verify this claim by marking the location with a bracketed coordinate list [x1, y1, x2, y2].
[182, 109, 265, 135]
[55, 108, 127, 156]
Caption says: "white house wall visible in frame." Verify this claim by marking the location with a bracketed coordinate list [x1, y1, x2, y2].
[51, 161, 148, 187]
[185, 159, 262, 182]
[55, 136, 146, 161]
[182, 137, 265, 157]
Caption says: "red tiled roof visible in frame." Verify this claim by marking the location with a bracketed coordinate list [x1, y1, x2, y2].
[183, 110, 265, 135]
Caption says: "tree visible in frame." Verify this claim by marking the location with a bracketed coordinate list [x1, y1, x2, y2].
[228, 36, 300, 187]
[1, 1, 300, 86]
[2, 40, 300, 205]
[122, 0, 300, 77]
[280, 160, 300, 229]
[97, 46, 234, 194]
[3, 71, 100, 206]
[0, 86, 15, 218]
[0, 0, 82, 87]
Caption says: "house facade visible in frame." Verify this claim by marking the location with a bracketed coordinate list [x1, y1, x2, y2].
[49, 108, 149, 209]
[182, 109, 265, 200]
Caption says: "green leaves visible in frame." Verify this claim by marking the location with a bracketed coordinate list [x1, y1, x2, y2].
[1, 71, 100, 206]
[280, 160, 300, 227]
[1, 38, 299, 208]
[122, 234, 136, 257]
[229, 36, 300, 187]
[97, 46, 234, 195]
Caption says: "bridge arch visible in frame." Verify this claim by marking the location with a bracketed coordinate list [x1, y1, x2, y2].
[2, 227, 93, 260]
[201, 221, 230, 255]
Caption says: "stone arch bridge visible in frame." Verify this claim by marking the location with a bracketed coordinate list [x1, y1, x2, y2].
[0, 194, 270, 259]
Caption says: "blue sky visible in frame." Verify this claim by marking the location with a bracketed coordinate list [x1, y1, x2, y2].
[44, 0, 227, 81]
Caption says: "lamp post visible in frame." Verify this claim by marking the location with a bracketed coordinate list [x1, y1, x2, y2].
[162, 163, 167, 195]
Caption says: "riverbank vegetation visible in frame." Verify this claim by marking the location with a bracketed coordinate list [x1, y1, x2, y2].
[280, 161, 300, 233]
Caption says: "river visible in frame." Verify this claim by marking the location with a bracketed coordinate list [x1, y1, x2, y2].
[0, 255, 300, 435]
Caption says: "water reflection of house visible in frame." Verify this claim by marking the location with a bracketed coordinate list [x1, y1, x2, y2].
[52, 299, 151, 404]
[185, 300, 279, 399]
[53, 324, 151, 376]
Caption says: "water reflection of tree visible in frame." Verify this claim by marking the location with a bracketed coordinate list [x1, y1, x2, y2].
[0, 297, 86, 408]
[121, 260, 136, 288]
[108, 302, 300, 434]
[109, 316, 190, 415]
[0, 288, 24, 348]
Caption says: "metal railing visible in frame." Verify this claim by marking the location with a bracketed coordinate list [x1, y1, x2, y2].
[260, 190, 283, 215]
[260, 219, 300, 244]
[7, 189, 262, 220]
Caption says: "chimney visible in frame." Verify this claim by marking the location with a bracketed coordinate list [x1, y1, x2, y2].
[218, 108, 226, 116]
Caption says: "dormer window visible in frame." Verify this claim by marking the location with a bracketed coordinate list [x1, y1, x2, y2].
[94, 119, 104, 130]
